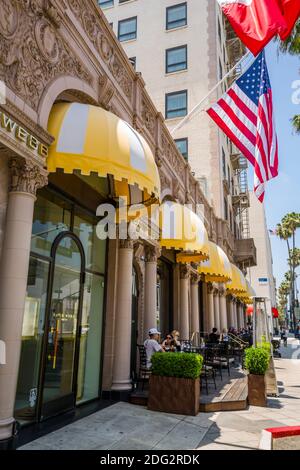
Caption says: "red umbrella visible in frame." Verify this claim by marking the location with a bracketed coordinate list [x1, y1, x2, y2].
[246, 305, 254, 316]
[272, 307, 279, 319]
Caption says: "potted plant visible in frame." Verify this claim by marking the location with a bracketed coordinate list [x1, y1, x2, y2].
[147, 352, 203, 416]
[244, 347, 270, 407]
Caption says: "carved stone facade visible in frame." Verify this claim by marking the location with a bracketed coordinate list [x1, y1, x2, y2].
[8, 157, 48, 196]
[0, 0, 92, 111]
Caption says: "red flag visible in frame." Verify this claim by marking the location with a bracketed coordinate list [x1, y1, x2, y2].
[217, 0, 287, 56]
[277, 0, 300, 39]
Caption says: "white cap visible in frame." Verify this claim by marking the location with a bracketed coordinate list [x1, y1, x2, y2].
[148, 328, 160, 336]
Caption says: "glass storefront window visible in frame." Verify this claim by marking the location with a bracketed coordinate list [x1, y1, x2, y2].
[73, 213, 106, 274]
[15, 258, 49, 422]
[77, 273, 105, 403]
[42, 237, 82, 406]
[31, 191, 71, 258]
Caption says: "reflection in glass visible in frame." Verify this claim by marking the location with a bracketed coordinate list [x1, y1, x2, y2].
[73, 213, 106, 274]
[31, 191, 71, 257]
[77, 273, 105, 403]
[15, 258, 49, 422]
[43, 237, 81, 404]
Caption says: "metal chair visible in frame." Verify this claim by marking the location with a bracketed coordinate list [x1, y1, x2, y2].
[137, 344, 151, 391]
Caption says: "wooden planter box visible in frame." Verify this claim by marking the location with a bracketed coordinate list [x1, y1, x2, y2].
[248, 374, 267, 407]
[148, 375, 200, 416]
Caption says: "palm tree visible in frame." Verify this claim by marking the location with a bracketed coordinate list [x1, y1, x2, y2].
[291, 115, 300, 134]
[278, 19, 300, 134]
[276, 213, 300, 328]
[278, 19, 300, 55]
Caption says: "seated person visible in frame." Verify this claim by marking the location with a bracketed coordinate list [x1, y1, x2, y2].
[162, 334, 176, 351]
[171, 330, 181, 351]
[144, 328, 163, 368]
[207, 327, 220, 344]
[220, 328, 229, 342]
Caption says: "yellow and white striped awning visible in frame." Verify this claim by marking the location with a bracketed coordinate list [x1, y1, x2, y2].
[159, 202, 209, 262]
[47, 102, 160, 206]
[238, 280, 256, 303]
[226, 264, 248, 295]
[198, 242, 232, 283]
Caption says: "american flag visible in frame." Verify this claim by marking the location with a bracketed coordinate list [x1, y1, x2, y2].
[207, 51, 279, 202]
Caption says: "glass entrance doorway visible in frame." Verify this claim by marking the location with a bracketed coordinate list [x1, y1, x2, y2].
[41, 234, 84, 419]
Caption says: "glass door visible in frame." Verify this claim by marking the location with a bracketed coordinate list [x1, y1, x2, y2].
[40, 233, 85, 420]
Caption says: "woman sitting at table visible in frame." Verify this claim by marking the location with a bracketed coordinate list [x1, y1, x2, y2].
[171, 330, 181, 351]
[162, 334, 176, 352]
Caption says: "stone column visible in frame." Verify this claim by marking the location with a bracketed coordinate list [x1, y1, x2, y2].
[144, 245, 160, 337]
[207, 283, 215, 334]
[180, 264, 190, 340]
[219, 286, 228, 331]
[233, 298, 238, 329]
[111, 239, 134, 392]
[0, 158, 47, 445]
[190, 272, 200, 334]
[228, 296, 235, 328]
[213, 288, 221, 332]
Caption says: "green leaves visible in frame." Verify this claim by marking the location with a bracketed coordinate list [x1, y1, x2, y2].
[244, 347, 270, 376]
[151, 352, 203, 379]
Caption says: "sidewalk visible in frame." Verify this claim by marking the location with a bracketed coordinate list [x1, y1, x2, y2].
[19, 338, 300, 451]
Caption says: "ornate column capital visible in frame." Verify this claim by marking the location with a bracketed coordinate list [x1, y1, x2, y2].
[207, 282, 214, 294]
[219, 285, 227, 297]
[119, 239, 134, 250]
[145, 244, 161, 263]
[9, 158, 48, 196]
[191, 272, 200, 285]
[180, 264, 190, 280]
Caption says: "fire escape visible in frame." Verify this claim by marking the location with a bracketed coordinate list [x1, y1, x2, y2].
[231, 154, 257, 270]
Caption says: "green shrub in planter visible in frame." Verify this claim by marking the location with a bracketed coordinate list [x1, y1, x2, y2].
[244, 347, 270, 375]
[151, 352, 203, 379]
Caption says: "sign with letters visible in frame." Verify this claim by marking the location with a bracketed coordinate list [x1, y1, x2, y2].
[0, 110, 49, 158]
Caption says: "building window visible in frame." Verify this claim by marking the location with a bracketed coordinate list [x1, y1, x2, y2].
[165, 90, 187, 119]
[166, 2, 187, 30]
[175, 138, 188, 160]
[224, 197, 228, 220]
[166, 45, 187, 74]
[222, 148, 226, 178]
[118, 17, 137, 42]
[129, 57, 136, 70]
[119, 0, 130, 3]
[98, 0, 114, 8]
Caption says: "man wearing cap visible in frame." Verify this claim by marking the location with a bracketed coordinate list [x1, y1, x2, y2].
[144, 328, 164, 369]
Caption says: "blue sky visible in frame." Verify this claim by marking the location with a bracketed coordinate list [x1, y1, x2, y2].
[255, 42, 300, 291]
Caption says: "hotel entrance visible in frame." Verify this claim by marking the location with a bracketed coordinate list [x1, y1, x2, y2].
[14, 188, 107, 423]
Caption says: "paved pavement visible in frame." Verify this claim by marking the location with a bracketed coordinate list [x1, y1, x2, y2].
[19, 338, 300, 451]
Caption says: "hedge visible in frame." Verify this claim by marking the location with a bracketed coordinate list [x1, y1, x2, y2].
[244, 347, 270, 375]
[151, 352, 203, 379]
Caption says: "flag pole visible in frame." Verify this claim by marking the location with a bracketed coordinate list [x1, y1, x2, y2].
[170, 51, 251, 136]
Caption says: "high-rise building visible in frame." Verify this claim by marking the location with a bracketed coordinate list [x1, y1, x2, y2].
[100, 0, 256, 268]
[247, 191, 277, 326]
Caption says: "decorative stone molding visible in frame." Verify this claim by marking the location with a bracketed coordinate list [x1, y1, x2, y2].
[145, 245, 161, 263]
[191, 272, 200, 285]
[119, 239, 134, 250]
[98, 74, 115, 110]
[0, 0, 92, 111]
[180, 264, 190, 280]
[207, 283, 214, 295]
[67, 0, 133, 101]
[141, 99, 156, 135]
[8, 157, 48, 196]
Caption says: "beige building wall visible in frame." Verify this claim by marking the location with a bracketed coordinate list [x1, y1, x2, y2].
[0, 156, 8, 262]
[247, 191, 276, 319]
[103, 0, 235, 222]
